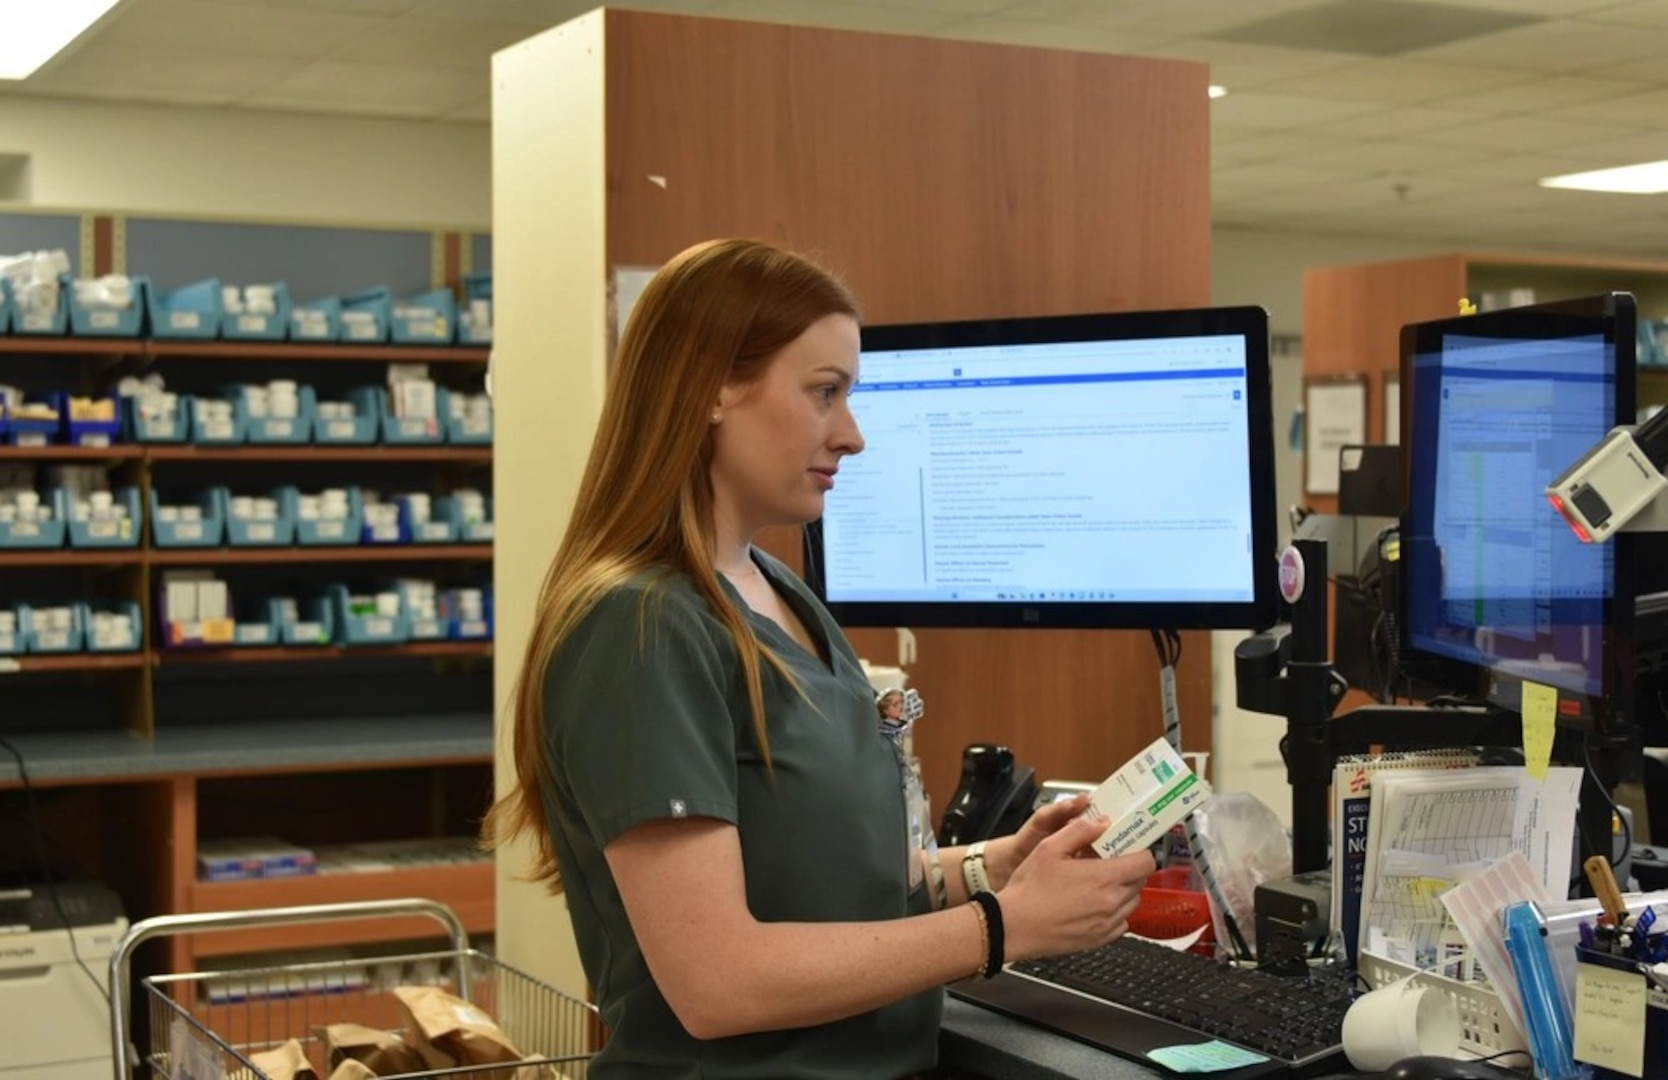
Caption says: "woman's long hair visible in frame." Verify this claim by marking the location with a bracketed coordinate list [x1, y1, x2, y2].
[483, 238, 861, 890]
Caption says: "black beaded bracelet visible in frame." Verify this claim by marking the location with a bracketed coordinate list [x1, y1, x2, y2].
[969, 890, 1004, 979]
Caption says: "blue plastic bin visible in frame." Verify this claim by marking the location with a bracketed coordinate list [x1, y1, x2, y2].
[57, 487, 141, 549]
[290, 296, 342, 342]
[148, 279, 223, 339]
[0, 498, 65, 549]
[311, 396, 377, 444]
[10, 274, 69, 335]
[391, 288, 456, 345]
[150, 489, 225, 548]
[360, 495, 406, 545]
[233, 598, 281, 646]
[122, 393, 189, 444]
[443, 586, 493, 641]
[458, 272, 492, 345]
[403, 496, 457, 544]
[218, 486, 298, 547]
[53, 392, 124, 448]
[21, 604, 84, 654]
[0, 397, 63, 447]
[221, 282, 291, 341]
[82, 600, 143, 653]
[349, 386, 442, 445]
[189, 396, 245, 445]
[276, 595, 334, 646]
[68, 276, 148, 337]
[340, 288, 391, 343]
[232, 384, 314, 445]
[440, 387, 492, 445]
[328, 584, 409, 645]
[440, 494, 493, 543]
[295, 486, 362, 547]
[402, 583, 448, 642]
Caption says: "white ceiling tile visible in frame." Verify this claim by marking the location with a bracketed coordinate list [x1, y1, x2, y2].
[242, 60, 485, 118]
[1408, 20, 1668, 74]
[94, 0, 393, 60]
[935, 16, 1173, 54]
[1581, 0, 1668, 29]
[1213, 132, 1348, 167]
[701, 0, 958, 34]
[1302, 104, 1493, 139]
[406, 0, 597, 25]
[1434, 0, 1636, 13]
[1536, 131, 1668, 168]
[1254, 58, 1536, 105]
[1404, 114, 1640, 153]
[1292, 138, 1503, 174]
[1445, 75, 1657, 115]
[325, 17, 534, 70]
[22, 41, 310, 104]
[1541, 88, 1668, 128]
[210, 0, 423, 13]
[1210, 92, 1388, 132]
[1143, 39, 1365, 90]
[998, 0, 1316, 35]
[1211, 160, 1365, 191]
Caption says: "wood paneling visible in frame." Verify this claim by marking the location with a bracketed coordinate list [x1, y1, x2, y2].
[606, 12, 1213, 809]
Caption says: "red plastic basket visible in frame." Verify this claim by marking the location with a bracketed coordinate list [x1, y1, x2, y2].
[1128, 866, 1215, 957]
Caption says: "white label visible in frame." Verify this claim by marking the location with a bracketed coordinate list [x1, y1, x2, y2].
[21, 312, 50, 331]
[412, 618, 441, 638]
[237, 314, 267, 333]
[0, 633, 16, 653]
[314, 521, 345, 539]
[10, 523, 39, 538]
[90, 310, 119, 329]
[170, 311, 202, 329]
[36, 630, 68, 650]
[88, 522, 117, 539]
[235, 626, 270, 644]
[325, 420, 355, 439]
[261, 420, 293, 438]
[419, 523, 449, 541]
[143, 420, 174, 439]
[201, 419, 233, 440]
[15, 434, 46, 447]
[79, 434, 111, 448]
[347, 323, 377, 340]
[245, 523, 275, 542]
[460, 619, 488, 638]
[461, 418, 490, 437]
[293, 621, 323, 641]
[368, 523, 399, 542]
[174, 522, 204, 541]
[94, 628, 131, 649]
[397, 418, 430, 437]
[363, 617, 394, 636]
[470, 523, 495, 541]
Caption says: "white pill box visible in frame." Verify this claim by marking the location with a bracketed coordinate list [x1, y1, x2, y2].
[1088, 737, 1212, 859]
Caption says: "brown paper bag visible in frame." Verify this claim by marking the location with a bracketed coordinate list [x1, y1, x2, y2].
[246, 1040, 317, 1080]
[393, 985, 522, 1080]
[325, 1061, 377, 1080]
[321, 1022, 429, 1075]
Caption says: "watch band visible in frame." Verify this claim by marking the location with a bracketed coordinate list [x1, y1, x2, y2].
[962, 839, 991, 897]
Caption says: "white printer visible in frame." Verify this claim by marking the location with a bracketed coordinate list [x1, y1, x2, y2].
[0, 881, 128, 1080]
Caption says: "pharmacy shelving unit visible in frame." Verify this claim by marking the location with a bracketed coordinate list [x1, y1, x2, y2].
[0, 335, 495, 974]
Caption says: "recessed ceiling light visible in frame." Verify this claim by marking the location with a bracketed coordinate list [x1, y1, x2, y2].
[1540, 160, 1668, 195]
[1209, 85, 1228, 99]
[0, 0, 122, 80]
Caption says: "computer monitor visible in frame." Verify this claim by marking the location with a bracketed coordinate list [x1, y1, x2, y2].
[802, 306, 1279, 630]
[1399, 293, 1638, 731]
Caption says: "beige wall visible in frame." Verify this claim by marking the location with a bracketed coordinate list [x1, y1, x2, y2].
[0, 95, 490, 227]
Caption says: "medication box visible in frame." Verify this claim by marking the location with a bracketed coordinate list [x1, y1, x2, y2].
[1088, 737, 1212, 859]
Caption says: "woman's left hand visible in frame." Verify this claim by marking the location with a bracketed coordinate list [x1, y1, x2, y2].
[985, 792, 1094, 890]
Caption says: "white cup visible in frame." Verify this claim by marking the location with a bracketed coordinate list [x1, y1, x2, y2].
[1341, 980, 1461, 1072]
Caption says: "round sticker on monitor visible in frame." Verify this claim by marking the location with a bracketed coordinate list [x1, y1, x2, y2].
[1278, 546, 1305, 604]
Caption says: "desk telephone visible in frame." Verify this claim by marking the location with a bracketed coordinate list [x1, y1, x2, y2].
[938, 744, 1096, 846]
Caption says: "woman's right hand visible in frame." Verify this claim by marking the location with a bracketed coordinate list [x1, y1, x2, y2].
[994, 812, 1156, 962]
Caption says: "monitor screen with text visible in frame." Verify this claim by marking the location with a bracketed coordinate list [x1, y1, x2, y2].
[803, 307, 1278, 630]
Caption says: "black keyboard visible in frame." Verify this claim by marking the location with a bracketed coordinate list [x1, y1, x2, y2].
[950, 936, 1354, 1078]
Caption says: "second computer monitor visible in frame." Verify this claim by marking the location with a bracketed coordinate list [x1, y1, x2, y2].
[803, 305, 1279, 630]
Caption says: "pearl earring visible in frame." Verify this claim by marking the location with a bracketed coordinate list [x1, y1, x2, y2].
[711, 410, 721, 424]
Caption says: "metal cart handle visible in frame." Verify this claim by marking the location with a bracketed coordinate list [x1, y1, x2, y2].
[109, 897, 470, 1080]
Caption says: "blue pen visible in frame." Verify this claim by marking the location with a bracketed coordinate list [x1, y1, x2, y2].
[1578, 920, 1596, 950]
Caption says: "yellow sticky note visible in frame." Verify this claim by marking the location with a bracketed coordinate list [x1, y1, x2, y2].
[1408, 878, 1451, 903]
[1573, 963, 1646, 1077]
[1521, 679, 1557, 781]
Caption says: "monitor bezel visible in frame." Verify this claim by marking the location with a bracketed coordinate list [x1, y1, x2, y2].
[1397, 292, 1638, 731]
[802, 304, 1280, 631]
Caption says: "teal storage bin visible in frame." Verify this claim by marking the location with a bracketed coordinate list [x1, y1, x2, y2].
[57, 486, 141, 549]
[328, 584, 409, 645]
[189, 395, 245, 445]
[233, 598, 281, 646]
[458, 272, 492, 345]
[0, 277, 11, 334]
[21, 603, 84, 654]
[402, 583, 448, 642]
[311, 395, 377, 444]
[290, 296, 341, 342]
[10, 274, 69, 335]
[340, 288, 391, 343]
[276, 595, 333, 647]
[123, 392, 189, 444]
[294, 486, 362, 547]
[391, 288, 456, 345]
[222, 282, 291, 341]
[440, 387, 491, 445]
[68, 276, 148, 337]
[148, 279, 223, 339]
[150, 489, 225, 548]
[0, 603, 19, 655]
[350, 386, 442, 445]
[232, 383, 314, 445]
[218, 486, 298, 548]
[440, 493, 493, 543]
[0, 499, 66, 549]
[83, 600, 142, 653]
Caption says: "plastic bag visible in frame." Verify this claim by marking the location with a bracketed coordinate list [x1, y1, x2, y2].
[1190, 791, 1291, 957]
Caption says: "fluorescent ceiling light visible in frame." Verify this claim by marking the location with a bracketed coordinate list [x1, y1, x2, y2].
[1209, 85, 1228, 99]
[1540, 160, 1668, 194]
[0, 0, 122, 80]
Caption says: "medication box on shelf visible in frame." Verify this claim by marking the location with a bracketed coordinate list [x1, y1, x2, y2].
[328, 584, 409, 645]
[0, 495, 66, 549]
[349, 386, 442, 445]
[20, 604, 84, 654]
[459, 272, 492, 345]
[440, 387, 492, 445]
[54, 392, 123, 447]
[275, 595, 333, 646]
[0, 604, 21, 655]
[231, 383, 313, 445]
[10, 274, 69, 335]
[218, 486, 298, 547]
[148, 279, 223, 339]
[0, 395, 62, 447]
[400, 494, 457, 544]
[57, 486, 140, 548]
[391, 288, 456, 344]
[82, 601, 142, 653]
[158, 573, 235, 647]
[67, 276, 148, 337]
[442, 587, 492, 641]
[290, 296, 341, 342]
[311, 395, 377, 444]
[123, 392, 189, 443]
[340, 288, 391, 343]
[221, 282, 291, 341]
[150, 489, 226, 548]
[440, 493, 493, 542]
[196, 837, 317, 882]
[190, 395, 245, 445]
[293, 486, 361, 546]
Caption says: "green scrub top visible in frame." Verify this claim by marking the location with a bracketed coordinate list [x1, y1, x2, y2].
[541, 551, 941, 1078]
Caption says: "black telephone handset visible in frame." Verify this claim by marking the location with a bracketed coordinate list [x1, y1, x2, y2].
[938, 743, 1038, 847]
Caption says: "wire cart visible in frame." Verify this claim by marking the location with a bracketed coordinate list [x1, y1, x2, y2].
[109, 898, 601, 1079]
